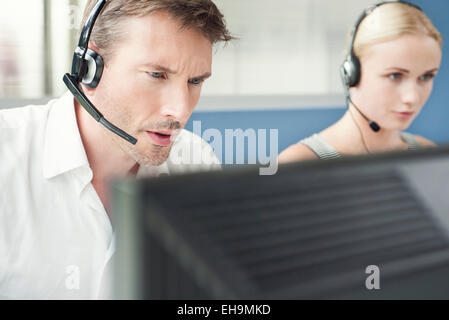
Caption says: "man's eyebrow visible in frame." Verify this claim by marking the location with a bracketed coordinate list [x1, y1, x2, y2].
[191, 72, 212, 80]
[143, 63, 177, 74]
[142, 63, 211, 79]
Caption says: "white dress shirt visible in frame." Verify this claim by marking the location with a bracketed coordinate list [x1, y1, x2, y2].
[0, 91, 220, 299]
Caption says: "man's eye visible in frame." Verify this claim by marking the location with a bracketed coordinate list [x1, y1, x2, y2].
[388, 73, 403, 80]
[149, 72, 165, 79]
[189, 78, 203, 85]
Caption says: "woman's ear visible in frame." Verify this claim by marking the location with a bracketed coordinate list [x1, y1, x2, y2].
[349, 84, 361, 101]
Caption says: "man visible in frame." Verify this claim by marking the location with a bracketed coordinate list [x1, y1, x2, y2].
[0, 0, 232, 299]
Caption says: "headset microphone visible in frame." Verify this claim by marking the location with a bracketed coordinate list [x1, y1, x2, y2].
[348, 96, 381, 133]
[340, 66, 380, 133]
[63, 0, 138, 145]
[368, 119, 380, 132]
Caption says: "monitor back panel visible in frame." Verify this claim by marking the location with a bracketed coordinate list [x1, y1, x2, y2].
[113, 147, 449, 299]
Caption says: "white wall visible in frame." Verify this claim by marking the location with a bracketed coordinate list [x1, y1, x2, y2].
[1, 0, 377, 104]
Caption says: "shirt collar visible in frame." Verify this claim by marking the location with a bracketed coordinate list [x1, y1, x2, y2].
[43, 91, 173, 180]
[43, 91, 90, 179]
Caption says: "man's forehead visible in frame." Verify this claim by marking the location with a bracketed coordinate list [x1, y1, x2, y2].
[106, 11, 212, 72]
[119, 10, 210, 43]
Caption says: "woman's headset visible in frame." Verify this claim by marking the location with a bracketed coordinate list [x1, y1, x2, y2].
[339, 1, 423, 133]
[340, 1, 423, 88]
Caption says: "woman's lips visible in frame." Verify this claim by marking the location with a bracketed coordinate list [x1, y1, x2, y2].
[146, 131, 172, 146]
[393, 111, 414, 120]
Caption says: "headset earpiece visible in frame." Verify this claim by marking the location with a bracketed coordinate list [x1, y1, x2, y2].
[63, 0, 137, 145]
[81, 49, 104, 89]
[341, 54, 361, 88]
[341, 1, 422, 90]
[339, 1, 423, 134]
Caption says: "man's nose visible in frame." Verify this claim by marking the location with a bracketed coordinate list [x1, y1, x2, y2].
[160, 84, 192, 123]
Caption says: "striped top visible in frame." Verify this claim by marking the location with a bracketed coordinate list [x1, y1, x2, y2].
[299, 132, 421, 160]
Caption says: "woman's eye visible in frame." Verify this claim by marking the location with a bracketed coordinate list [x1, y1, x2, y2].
[149, 72, 165, 79]
[388, 73, 402, 80]
[420, 73, 435, 81]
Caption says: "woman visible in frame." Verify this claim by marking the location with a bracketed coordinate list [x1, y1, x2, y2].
[279, 2, 442, 163]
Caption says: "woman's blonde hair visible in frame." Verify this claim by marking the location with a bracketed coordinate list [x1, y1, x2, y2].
[348, 2, 442, 59]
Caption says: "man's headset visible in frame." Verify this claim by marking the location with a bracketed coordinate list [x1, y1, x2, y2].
[340, 1, 423, 132]
[63, 0, 138, 145]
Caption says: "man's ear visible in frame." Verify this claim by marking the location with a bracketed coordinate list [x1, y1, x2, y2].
[88, 41, 101, 54]
[81, 83, 96, 97]
[81, 41, 104, 94]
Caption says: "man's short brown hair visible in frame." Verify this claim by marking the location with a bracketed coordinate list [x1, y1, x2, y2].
[81, 0, 233, 61]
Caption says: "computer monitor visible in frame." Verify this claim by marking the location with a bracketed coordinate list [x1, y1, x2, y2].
[111, 146, 449, 299]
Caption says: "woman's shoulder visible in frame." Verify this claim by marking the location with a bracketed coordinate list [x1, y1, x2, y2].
[278, 137, 319, 163]
[413, 135, 437, 147]
[401, 132, 437, 147]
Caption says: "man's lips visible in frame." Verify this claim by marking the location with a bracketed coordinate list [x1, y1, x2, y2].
[146, 130, 173, 146]
[152, 130, 172, 135]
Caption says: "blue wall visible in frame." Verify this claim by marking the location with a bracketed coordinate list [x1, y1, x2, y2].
[407, 0, 449, 143]
[186, 108, 345, 162]
[187, 0, 449, 162]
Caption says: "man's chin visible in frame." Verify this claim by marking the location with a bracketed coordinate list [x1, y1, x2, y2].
[115, 132, 174, 167]
[141, 157, 168, 167]
[137, 146, 172, 167]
